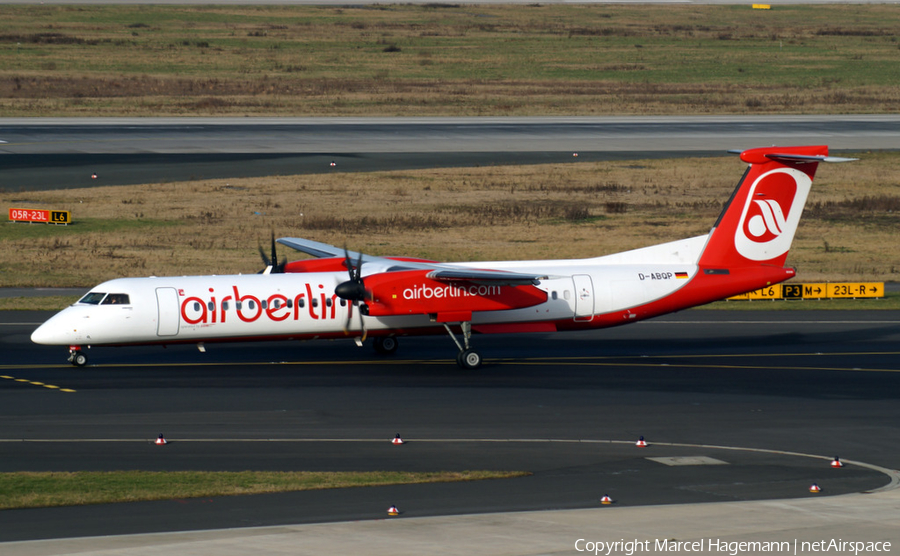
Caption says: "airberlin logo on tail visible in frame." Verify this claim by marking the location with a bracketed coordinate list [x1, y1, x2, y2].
[734, 168, 811, 261]
[747, 198, 787, 241]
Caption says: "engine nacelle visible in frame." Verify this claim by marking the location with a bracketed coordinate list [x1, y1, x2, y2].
[284, 257, 348, 273]
[363, 270, 547, 320]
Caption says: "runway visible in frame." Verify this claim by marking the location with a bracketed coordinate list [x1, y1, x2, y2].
[3, 115, 899, 189]
[3, 117, 900, 550]
[2, 310, 900, 542]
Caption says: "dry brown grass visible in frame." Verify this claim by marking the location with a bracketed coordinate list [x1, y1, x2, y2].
[3, 153, 898, 287]
[2, 4, 900, 116]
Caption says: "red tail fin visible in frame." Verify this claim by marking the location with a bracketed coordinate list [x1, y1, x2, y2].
[698, 145, 828, 269]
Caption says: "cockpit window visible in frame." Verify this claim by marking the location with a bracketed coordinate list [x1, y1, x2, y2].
[101, 294, 130, 305]
[78, 292, 107, 305]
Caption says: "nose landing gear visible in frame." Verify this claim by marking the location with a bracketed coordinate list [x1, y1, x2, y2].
[68, 346, 87, 367]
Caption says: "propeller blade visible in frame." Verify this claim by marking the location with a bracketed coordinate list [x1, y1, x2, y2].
[259, 232, 286, 274]
[257, 244, 271, 274]
[343, 247, 353, 274]
[342, 301, 352, 335]
[354, 251, 363, 282]
[271, 232, 287, 273]
[336, 245, 367, 301]
[258, 244, 271, 266]
[358, 305, 367, 342]
[340, 300, 366, 342]
[270, 234, 278, 270]
[340, 246, 367, 341]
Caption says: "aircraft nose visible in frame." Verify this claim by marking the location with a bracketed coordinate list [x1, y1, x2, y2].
[31, 321, 59, 345]
[31, 315, 74, 345]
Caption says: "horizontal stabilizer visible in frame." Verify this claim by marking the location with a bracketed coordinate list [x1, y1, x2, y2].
[765, 153, 858, 164]
[728, 148, 857, 165]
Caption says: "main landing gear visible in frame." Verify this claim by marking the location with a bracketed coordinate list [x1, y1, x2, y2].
[373, 336, 399, 355]
[444, 322, 482, 370]
[68, 346, 88, 367]
[368, 324, 482, 370]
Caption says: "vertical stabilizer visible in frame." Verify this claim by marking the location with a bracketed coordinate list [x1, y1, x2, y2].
[699, 145, 831, 269]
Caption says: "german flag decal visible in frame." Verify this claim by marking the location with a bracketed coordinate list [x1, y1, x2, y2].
[675, 272, 689, 279]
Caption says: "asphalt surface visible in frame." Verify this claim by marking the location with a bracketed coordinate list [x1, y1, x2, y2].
[1, 0, 896, 6]
[3, 116, 899, 189]
[3, 116, 900, 547]
[2, 309, 899, 542]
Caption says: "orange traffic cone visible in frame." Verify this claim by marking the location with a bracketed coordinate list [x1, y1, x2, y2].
[636, 436, 647, 448]
[387, 505, 400, 516]
[155, 434, 167, 446]
[392, 434, 404, 445]
[601, 494, 613, 505]
[809, 483, 821, 493]
[831, 457, 843, 468]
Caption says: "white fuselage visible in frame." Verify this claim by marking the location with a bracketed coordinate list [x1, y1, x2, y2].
[31, 236, 706, 347]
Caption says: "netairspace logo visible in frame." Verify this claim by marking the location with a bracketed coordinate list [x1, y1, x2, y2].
[574, 538, 891, 556]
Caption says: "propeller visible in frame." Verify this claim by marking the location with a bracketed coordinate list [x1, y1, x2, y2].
[335, 248, 369, 341]
[258, 232, 286, 274]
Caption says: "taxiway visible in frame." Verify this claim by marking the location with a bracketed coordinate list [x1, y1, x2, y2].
[2, 310, 899, 543]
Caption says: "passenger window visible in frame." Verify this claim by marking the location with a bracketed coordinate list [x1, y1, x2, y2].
[261, 300, 268, 309]
[312, 299, 318, 308]
[236, 301, 242, 310]
[223, 301, 230, 311]
[79, 292, 107, 305]
[193, 302, 201, 312]
[326, 298, 333, 308]
[272, 299, 281, 309]
[248, 300, 256, 310]
[298, 299, 305, 308]
[551, 291, 558, 300]
[207, 302, 214, 311]
[286, 299, 293, 309]
[563, 291, 571, 301]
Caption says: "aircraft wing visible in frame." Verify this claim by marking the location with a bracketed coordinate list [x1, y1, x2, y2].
[277, 237, 361, 260]
[277, 237, 547, 285]
[425, 269, 547, 286]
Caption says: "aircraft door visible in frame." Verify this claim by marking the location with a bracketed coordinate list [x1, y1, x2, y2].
[156, 287, 180, 337]
[572, 274, 594, 321]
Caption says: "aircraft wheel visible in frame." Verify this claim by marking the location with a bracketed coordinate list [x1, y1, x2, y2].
[373, 336, 399, 355]
[71, 351, 88, 367]
[457, 349, 482, 370]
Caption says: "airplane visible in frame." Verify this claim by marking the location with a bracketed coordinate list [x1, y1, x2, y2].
[31, 145, 854, 369]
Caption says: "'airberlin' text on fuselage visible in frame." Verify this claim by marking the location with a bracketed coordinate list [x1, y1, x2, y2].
[180, 285, 344, 325]
[403, 284, 501, 300]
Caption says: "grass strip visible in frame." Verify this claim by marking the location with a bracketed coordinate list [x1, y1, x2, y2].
[0, 296, 81, 311]
[0, 470, 530, 510]
[2, 4, 900, 116]
[3, 154, 899, 287]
